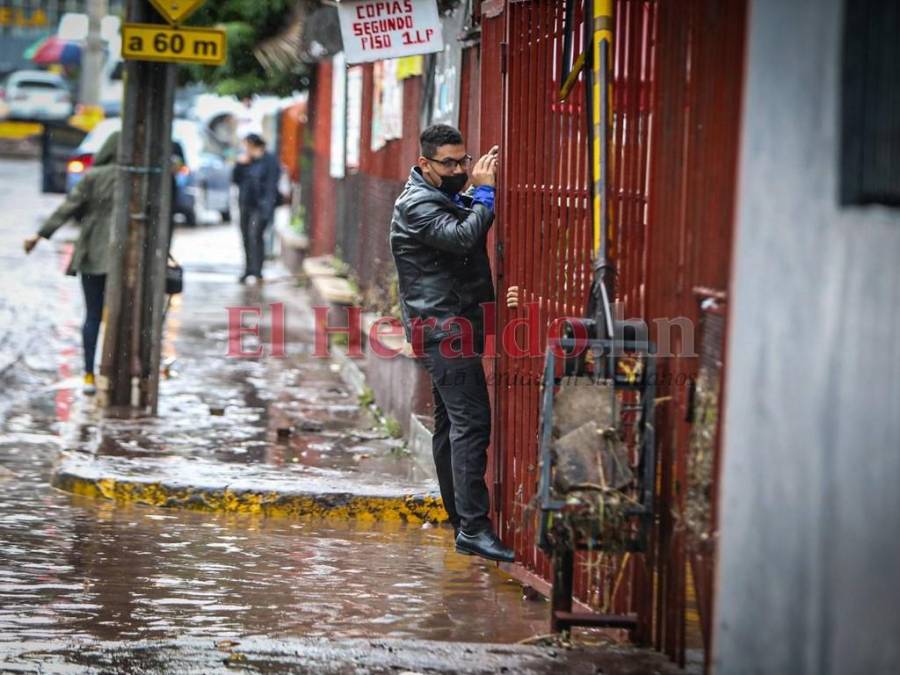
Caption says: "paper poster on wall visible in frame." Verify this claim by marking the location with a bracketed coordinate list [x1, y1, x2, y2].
[396, 55, 424, 79]
[337, 0, 443, 65]
[345, 65, 364, 170]
[371, 59, 403, 152]
[329, 52, 347, 179]
[422, 6, 465, 128]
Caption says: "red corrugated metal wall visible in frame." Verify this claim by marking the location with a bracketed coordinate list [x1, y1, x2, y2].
[310, 60, 336, 258]
[641, 0, 746, 663]
[480, 0, 746, 667]
[484, 0, 645, 629]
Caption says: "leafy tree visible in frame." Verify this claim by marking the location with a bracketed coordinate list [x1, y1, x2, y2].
[180, 0, 311, 97]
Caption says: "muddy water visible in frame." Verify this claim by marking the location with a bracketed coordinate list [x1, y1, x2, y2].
[0, 178, 550, 650]
[0, 390, 547, 647]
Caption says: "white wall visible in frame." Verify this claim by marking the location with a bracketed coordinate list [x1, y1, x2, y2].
[714, 0, 900, 673]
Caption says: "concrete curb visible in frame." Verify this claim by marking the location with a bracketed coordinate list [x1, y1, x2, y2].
[51, 456, 447, 524]
[408, 412, 436, 478]
[303, 255, 358, 307]
[274, 218, 309, 275]
[0, 636, 689, 674]
[332, 345, 368, 397]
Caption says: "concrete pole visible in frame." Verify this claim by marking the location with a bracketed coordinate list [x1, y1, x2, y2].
[99, 0, 175, 416]
[79, 0, 108, 107]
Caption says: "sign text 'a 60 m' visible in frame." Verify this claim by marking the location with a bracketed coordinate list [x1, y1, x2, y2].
[122, 24, 226, 66]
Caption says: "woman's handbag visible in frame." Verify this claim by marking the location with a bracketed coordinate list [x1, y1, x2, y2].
[165, 254, 184, 295]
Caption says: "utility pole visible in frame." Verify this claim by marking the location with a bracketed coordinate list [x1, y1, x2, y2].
[99, 0, 175, 416]
[79, 0, 108, 108]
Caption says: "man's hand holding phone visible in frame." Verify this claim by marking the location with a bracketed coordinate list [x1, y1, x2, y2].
[471, 145, 500, 187]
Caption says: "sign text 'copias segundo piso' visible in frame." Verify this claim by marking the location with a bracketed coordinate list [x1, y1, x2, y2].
[337, 0, 443, 65]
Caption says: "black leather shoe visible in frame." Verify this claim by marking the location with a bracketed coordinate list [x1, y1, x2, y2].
[453, 526, 473, 555]
[456, 529, 515, 563]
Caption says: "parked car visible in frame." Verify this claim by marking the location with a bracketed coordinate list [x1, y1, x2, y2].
[65, 117, 232, 225]
[1, 70, 73, 122]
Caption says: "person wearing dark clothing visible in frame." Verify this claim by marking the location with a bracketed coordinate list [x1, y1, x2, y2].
[389, 124, 513, 564]
[24, 131, 120, 396]
[232, 133, 281, 283]
[79, 273, 106, 386]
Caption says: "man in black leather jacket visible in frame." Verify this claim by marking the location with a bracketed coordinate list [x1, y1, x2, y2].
[390, 124, 514, 563]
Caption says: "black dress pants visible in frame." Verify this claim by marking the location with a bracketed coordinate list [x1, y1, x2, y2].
[239, 208, 267, 277]
[422, 342, 492, 534]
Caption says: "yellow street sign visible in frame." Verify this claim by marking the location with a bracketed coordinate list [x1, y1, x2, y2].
[122, 24, 226, 66]
[148, 0, 205, 25]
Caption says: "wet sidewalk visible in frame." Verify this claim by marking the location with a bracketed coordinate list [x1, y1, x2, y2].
[52, 225, 443, 522]
[0, 216, 557, 647]
[0, 167, 686, 673]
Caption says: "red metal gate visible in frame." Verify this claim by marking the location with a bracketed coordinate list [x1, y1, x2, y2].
[489, 0, 653, 627]
[641, 0, 746, 662]
[481, 0, 746, 666]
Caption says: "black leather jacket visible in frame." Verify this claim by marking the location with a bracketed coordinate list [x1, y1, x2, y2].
[390, 167, 495, 347]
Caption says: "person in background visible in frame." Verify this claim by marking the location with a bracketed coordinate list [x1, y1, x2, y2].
[23, 131, 120, 395]
[232, 133, 281, 284]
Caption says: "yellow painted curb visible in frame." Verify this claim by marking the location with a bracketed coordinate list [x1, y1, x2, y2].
[52, 471, 449, 524]
[0, 121, 43, 139]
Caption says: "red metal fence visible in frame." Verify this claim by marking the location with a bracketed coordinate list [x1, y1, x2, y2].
[482, 0, 747, 666]
[642, 1, 746, 662]
[489, 0, 595, 590]
[298, 0, 746, 665]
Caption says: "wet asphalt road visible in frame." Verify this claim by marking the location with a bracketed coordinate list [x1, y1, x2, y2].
[0, 159, 553, 669]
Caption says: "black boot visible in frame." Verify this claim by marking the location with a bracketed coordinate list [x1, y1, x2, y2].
[456, 529, 515, 563]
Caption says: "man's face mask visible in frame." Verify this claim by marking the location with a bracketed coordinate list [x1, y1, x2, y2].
[437, 172, 468, 196]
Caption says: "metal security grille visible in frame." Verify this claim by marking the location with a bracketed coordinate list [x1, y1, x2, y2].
[642, 1, 745, 663]
[490, 0, 656, 627]
[334, 172, 404, 313]
[486, 0, 746, 666]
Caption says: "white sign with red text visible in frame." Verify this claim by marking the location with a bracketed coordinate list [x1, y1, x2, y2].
[337, 0, 443, 65]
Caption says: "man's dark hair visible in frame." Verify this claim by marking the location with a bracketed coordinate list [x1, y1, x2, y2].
[245, 133, 266, 148]
[420, 124, 463, 158]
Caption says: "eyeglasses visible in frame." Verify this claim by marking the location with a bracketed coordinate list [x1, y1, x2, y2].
[425, 154, 472, 170]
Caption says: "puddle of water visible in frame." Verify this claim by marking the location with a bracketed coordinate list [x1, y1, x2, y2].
[0, 466, 549, 645]
[0, 242, 550, 650]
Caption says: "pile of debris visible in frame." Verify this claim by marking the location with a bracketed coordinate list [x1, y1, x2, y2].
[549, 376, 637, 552]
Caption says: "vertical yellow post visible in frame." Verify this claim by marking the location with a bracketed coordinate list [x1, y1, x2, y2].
[592, 0, 613, 257]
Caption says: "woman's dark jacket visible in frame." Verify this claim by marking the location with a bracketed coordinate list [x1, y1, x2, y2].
[39, 132, 119, 276]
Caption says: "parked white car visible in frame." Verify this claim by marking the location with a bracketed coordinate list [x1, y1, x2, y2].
[2, 70, 73, 122]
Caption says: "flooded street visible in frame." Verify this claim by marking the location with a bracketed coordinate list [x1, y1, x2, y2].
[0, 158, 552, 664]
[0, 446, 544, 645]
